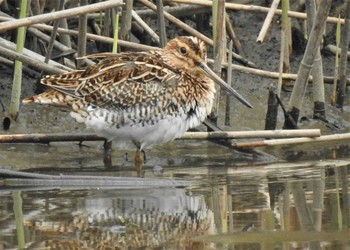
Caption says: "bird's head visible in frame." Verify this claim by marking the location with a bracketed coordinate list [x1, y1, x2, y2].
[163, 36, 252, 109]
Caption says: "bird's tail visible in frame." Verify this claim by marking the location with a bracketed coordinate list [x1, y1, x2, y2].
[22, 89, 75, 107]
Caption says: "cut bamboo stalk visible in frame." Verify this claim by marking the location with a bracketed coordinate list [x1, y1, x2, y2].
[8, 0, 28, 121]
[234, 133, 350, 148]
[336, 0, 350, 108]
[283, 1, 332, 129]
[257, 0, 281, 43]
[0, 129, 321, 144]
[210, 0, 226, 126]
[169, 0, 345, 24]
[0, 0, 123, 31]
[77, 0, 88, 68]
[264, 86, 278, 130]
[278, 0, 292, 95]
[306, 0, 326, 121]
[119, 0, 133, 42]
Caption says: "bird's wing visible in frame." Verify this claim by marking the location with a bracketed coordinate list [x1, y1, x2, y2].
[42, 52, 186, 121]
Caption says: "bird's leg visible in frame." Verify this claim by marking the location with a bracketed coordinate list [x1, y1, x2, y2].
[134, 149, 144, 176]
[141, 150, 147, 163]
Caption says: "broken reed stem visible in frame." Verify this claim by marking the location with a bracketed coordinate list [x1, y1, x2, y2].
[0, 129, 321, 144]
[336, 0, 350, 108]
[169, 0, 345, 24]
[8, 0, 28, 121]
[283, 0, 332, 129]
[0, 0, 123, 31]
[256, 0, 281, 43]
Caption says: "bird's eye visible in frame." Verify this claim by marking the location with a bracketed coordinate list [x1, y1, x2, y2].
[180, 47, 187, 54]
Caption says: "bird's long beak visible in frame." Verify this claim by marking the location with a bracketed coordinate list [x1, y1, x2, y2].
[199, 62, 253, 109]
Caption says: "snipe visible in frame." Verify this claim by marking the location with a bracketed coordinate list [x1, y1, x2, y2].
[24, 36, 252, 172]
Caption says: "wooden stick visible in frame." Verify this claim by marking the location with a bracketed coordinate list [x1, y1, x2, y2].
[0, 0, 123, 31]
[256, 0, 281, 43]
[169, 0, 345, 24]
[234, 133, 350, 148]
[0, 129, 321, 144]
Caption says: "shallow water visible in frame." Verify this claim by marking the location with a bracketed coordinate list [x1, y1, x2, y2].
[0, 138, 349, 250]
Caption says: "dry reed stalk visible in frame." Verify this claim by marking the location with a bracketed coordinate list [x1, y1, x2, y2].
[336, 0, 350, 108]
[256, 0, 281, 43]
[0, 0, 123, 31]
[169, 0, 345, 24]
[283, 0, 332, 129]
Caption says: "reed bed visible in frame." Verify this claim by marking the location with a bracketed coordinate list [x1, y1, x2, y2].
[0, 0, 348, 147]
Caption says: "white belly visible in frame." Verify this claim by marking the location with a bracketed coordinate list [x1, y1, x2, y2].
[81, 106, 208, 150]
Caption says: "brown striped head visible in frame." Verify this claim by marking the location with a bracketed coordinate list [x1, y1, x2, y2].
[162, 36, 207, 72]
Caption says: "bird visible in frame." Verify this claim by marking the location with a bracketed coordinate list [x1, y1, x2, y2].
[23, 36, 252, 172]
